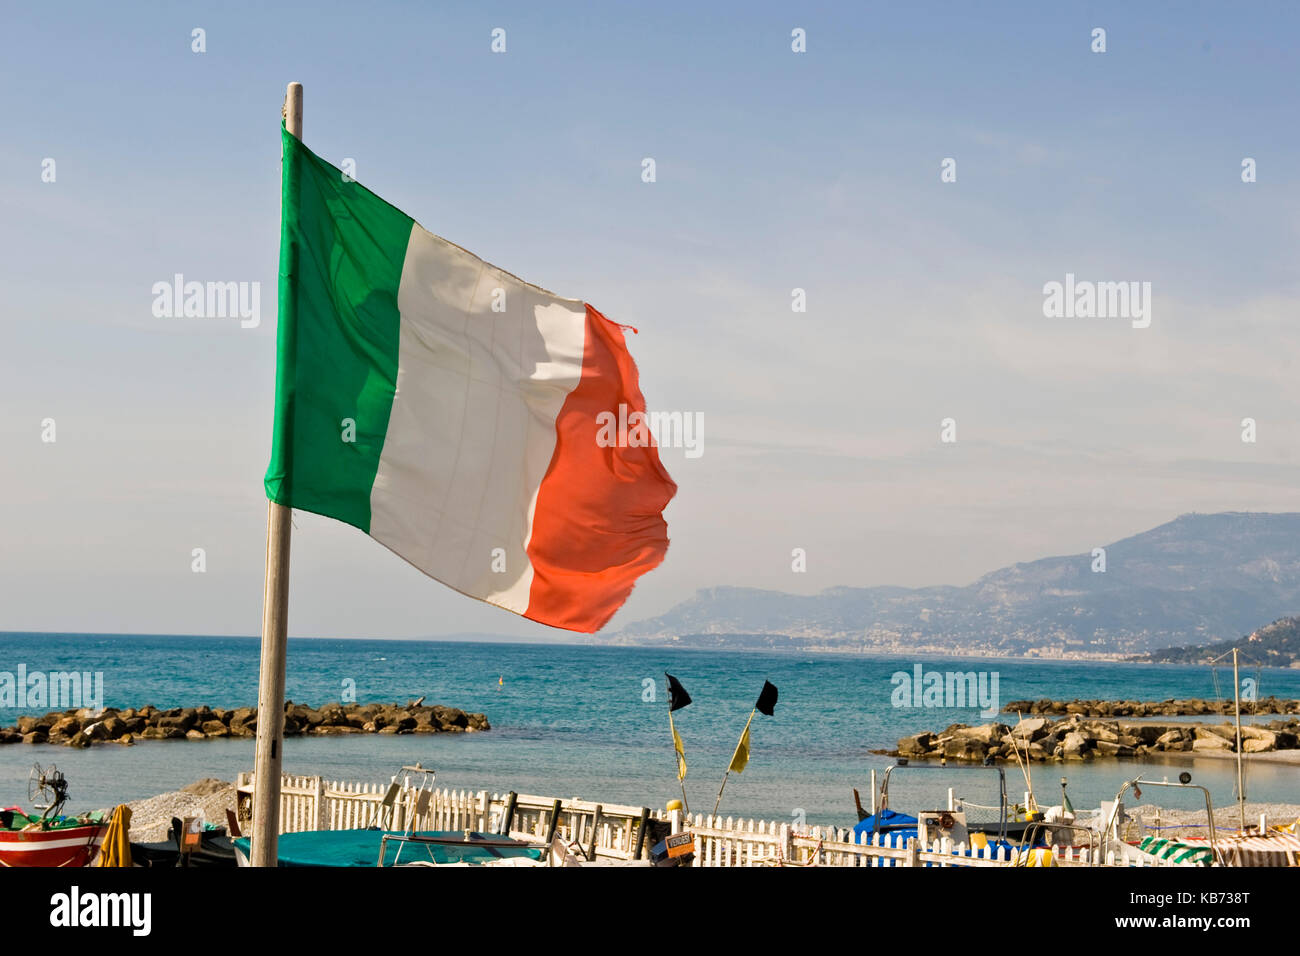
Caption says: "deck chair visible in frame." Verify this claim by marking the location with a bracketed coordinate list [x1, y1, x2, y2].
[369, 780, 401, 830]
[410, 789, 432, 831]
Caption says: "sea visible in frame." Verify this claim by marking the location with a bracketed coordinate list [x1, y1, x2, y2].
[1, 633, 1297, 827]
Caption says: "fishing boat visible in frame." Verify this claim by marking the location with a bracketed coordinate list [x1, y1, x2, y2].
[0, 765, 109, 868]
[852, 763, 1033, 853]
[1102, 773, 1300, 867]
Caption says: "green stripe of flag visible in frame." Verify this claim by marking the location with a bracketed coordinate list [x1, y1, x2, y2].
[265, 124, 414, 533]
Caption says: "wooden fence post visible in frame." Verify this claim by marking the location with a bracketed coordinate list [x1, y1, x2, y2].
[311, 776, 324, 831]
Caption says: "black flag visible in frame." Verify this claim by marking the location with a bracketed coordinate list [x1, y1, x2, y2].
[755, 680, 778, 716]
[666, 673, 692, 711]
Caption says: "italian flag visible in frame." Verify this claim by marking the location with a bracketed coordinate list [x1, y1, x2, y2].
[265, 126, 676, 632]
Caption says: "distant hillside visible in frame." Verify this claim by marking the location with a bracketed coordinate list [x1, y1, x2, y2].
[1137, 615, 1300, 666]
[611, 513, 1300, 657]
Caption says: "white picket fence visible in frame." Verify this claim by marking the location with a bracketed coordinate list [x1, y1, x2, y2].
[681, 816, 1117, 867]
[235, 772, 1168, 867]
[235, 772, 654, 861]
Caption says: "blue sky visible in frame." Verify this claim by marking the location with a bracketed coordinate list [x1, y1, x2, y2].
[1, 1, 1297, 639]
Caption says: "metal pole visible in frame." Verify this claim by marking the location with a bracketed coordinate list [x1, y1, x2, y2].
[711, 770, 732, 819]
[1233, 647, 1245, 831]
[250, 81, 301, 868]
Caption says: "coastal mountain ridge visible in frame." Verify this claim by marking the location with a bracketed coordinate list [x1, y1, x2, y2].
[1136, 615, 1300, 667]
[613, 512, 1300, 658]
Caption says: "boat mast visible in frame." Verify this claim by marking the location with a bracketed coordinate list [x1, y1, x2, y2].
[1233, 647, 1244, 831]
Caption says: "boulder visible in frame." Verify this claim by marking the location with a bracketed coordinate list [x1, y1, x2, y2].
[951, 722, 1008, 745]
[185, 729, 207, 741]
[1094, 740, 1136, 757]
[1192, 734, 1232, 752]
[21, 731, 47, 744]
[201, 720, 229, 738]
[67, 730, 92, 748]
[1009, 717, 1049, 740]
[317, 703, 349, 726]
[1060, 731, 1090, 758]
[1126, 725, 1172, 746]
[1154, 729, 1189, 751]
[1241, 725, 1275, 742]
[1084, 723, 1120, 743]
[1194, 725, 1234, 743]
[50, 716, 81, 738]
[156, 710, 197, 732]
[432, 706, 470, 730]
[942, 737, 988, 761]
[16, 716, 43, 735]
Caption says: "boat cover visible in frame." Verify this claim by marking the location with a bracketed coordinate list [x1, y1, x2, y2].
[851, 809, 918, 839]
[232, 829, 545, 867]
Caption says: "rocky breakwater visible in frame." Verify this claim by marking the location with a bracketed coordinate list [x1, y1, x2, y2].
[0, 700, 490, 749]
[894, 715, 1300, 763]
[1003, 697, 1300, 717]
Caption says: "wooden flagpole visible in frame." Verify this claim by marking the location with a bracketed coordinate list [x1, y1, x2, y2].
[250, 81, 301, 868]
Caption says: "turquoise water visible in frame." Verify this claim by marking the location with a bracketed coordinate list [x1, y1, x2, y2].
[1, 634, 1296, 825]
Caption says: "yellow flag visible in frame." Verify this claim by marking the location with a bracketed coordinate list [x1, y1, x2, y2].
[728, 718, 753, 774]
[671, 713, 687, 781]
